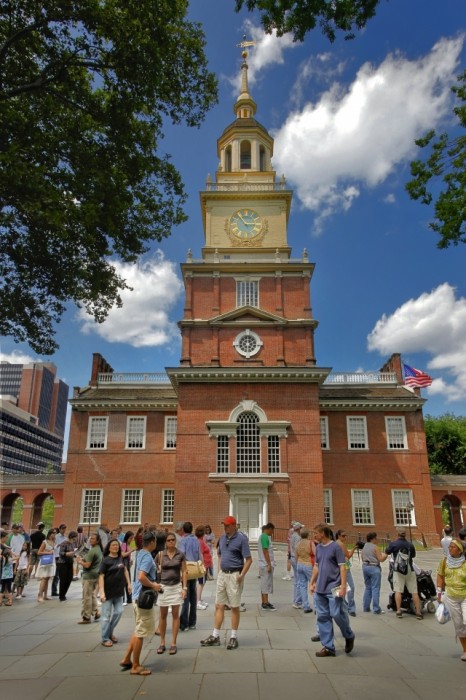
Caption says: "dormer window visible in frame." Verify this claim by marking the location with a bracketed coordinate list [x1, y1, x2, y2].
[240, 140, 251, 169]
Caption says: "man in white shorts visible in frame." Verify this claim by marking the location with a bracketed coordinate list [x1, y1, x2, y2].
[386, 527, 423, 619]
[258, 523, 276, 610]
[200, 516, 252, 649]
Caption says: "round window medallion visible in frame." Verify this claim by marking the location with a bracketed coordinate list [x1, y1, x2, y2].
[233, 329, 263, 358]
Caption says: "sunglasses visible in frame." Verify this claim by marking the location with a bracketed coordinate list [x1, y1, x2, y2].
[166, 538, 176, 542]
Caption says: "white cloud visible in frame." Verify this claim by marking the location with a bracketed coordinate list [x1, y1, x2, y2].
[0, 350, 36, 365]
[272, 36, 464, 232]
[367, 283, 466, 401]
[77, 252, 183, 348]
[384, 193, 396, 204]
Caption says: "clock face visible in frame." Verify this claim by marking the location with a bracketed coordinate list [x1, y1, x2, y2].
[229, 208, 262, 239]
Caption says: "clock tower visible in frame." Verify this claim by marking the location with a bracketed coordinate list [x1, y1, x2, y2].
[167, 47, 328, 534]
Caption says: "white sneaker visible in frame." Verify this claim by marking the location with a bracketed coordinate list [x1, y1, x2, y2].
[292, 604, 302, 609]
[200, 600, 209, 607]
[123, 602, 128, 606]
[197, 602, 207, 610]
[282, 575, 292, 581]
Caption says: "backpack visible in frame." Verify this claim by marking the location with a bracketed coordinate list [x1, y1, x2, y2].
[393, 547, 409, 575]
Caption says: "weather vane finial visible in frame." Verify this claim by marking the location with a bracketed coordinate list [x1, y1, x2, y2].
[236, 34, 255, 59]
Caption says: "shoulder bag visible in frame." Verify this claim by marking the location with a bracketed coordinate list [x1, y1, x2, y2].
[135, 552, 157, 609]
[186, 559, 206, 580]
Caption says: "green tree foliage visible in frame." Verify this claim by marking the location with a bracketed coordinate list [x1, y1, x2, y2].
[424, 413, 466, 475]
[235, 0, 382, 42]
[406, 70, 466, 249]
[0, 1, 217, 354]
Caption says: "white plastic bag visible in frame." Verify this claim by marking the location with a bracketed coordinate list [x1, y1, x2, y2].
[435, 601, 450, 624]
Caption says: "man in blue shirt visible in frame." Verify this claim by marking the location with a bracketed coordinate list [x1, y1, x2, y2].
[178, 521, 201, 631]
[120, 532, 163, 675]
[200, 515, 252, 650]
[310, 523, 355, 658]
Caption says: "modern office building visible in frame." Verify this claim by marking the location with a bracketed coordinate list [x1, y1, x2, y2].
[0, 362, 68, 475]
[62, 50, 439, 543]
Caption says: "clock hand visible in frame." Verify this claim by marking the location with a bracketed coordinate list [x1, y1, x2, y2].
[237, 213, 250, 226]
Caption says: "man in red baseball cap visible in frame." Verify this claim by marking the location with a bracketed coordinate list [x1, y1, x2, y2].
[200, 515, 252, 650]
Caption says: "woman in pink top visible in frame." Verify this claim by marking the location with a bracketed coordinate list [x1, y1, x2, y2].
[196, 525, 212, 609]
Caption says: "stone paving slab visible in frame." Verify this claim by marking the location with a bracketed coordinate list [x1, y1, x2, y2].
[0, 547, 464, 700]
[259, 671, 340, 700]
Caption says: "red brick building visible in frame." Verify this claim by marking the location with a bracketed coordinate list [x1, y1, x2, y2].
[62, 52, 439, 544]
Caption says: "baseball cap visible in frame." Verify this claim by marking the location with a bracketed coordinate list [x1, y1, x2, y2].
[222, 516, 237, 526]
[293, 522, 304, 529]
[396, 527, 407, 536]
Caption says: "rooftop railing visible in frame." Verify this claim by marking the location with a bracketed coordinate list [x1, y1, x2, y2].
[324, 372, 397, 384]
[204, 182, 289, 192]
[97, 371, 397, 385]
[97, 372, 171, 384]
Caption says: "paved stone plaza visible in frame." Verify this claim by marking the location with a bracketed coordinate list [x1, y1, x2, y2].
[0, 548, 464, 699]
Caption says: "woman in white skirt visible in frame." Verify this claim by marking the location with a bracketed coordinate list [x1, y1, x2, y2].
[36, 529, 57, 602]
[156, 532, 187, 656]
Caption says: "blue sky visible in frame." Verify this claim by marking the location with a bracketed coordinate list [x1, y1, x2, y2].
[2, 0, 466, 430]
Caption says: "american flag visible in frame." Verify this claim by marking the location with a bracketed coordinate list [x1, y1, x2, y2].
[403, 363, 433, 388]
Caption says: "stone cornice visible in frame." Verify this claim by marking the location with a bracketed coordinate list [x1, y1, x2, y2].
[70, 398, 177, 412]
[178, 318, 318, 329]
[166, 366, 330, 390]
[319, 398, 424, 411]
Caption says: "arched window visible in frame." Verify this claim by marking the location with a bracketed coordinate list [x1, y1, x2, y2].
[225, 145, 232, 172]
[259, 145, 266, 171]
[236, 412, 260, 473]
[240, 140, 251, 169]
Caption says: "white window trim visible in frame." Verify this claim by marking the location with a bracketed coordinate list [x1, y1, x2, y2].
[320, 416, 329, 449]
[235, 276, 260, 308]
[233, 328, 263, 358]
[267, 434, 280, 473]
[164, 416, 177, 449]
[351, 488, 374, 526]
[323, 488, 334, 525]
[385, 416, 408, 450]
[86, 416, 108, 450]
[80, 489, 103, 525]
[161, 488, 175, 525]
[120, 488, 143, 525]
[391, 489, 417, 527]
[347, 416, 368, 450]
[216, 435, 230, 473]
[125, 416, 147, 450]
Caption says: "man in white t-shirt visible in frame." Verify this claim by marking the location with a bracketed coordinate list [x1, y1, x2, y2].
[7, 523, 25, 555]
[440, 526, 453, 556]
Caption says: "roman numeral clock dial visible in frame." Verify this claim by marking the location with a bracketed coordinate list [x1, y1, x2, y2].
[227, 208, 266, 246]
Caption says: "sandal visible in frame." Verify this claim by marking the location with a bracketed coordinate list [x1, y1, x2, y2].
[119, 662, 132, 670]
[169, 645, 177, 655]
[102, 640, 113, 647]
[157, 645, 166, 654]
[130, 666, 152, 676]
[111, 636, 118, 643]
[396, 611, 402, 618]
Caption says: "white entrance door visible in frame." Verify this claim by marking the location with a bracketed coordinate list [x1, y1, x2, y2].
[238, 497, 261, 541]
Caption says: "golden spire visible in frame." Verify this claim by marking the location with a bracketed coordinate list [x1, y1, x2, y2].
[234, 35, 256, 118]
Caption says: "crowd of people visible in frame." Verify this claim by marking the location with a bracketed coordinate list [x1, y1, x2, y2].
[1, 518, 465, 668]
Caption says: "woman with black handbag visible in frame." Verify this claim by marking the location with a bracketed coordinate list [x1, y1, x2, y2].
[120, 531, 163, 675]
[155, 532, 187, 656]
